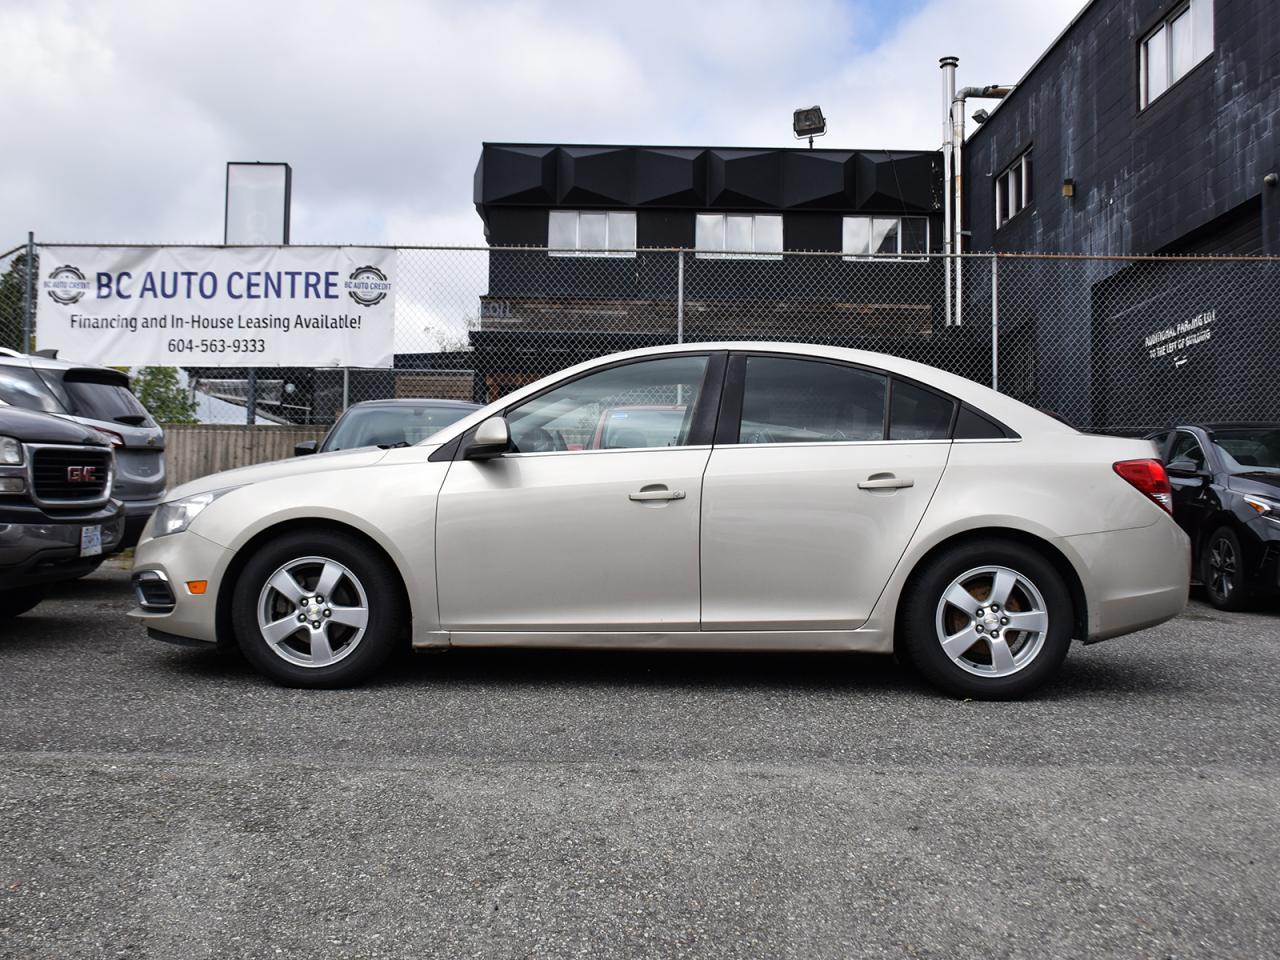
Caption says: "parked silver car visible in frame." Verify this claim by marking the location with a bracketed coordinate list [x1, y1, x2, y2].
[129, 343, 1189, 699]
[0, 351, 164, 545]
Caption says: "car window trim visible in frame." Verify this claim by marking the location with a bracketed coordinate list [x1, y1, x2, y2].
[451, 350, 726, 461]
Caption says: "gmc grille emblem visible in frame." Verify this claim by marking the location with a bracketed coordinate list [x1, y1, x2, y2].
[67, 466, 99, 483]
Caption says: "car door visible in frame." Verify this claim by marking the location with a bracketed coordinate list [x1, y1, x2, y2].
[435, 352, 721, 635]
[700, 353, 953, 631]
[1166, 429, 1213, 545]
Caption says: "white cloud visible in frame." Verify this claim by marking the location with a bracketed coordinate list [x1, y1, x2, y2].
[0, 0, 1085, 248]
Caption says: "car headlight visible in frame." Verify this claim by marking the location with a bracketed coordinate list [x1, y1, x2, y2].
[1243, 494, 1280, 522]
[152, 487, 238, 537]
[0, 435, 23, 466]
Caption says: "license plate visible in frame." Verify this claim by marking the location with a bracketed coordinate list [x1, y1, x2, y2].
[80, 525, 103, 558]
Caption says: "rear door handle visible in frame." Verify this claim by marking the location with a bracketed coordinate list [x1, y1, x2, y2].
[629, 488, 686, 501]
[857, 475, 914, 490]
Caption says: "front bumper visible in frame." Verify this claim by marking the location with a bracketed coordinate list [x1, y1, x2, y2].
[0, 500, 126, 588]
[128, 528, 230, 645]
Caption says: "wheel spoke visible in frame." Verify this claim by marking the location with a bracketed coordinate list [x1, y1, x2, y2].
[310, 626, 335, 665]
[942, 582, 981, 617]
[989, 569, 1017, 608]
[268, 569, 306, 605]
[941, 624, 980, 660]
[1004, 609, 1047, 634]
[314, 561, 344, 600]
[261, 616, 303, 647]
[988, 634, 1016, 673]
[328, 605, 368, 630]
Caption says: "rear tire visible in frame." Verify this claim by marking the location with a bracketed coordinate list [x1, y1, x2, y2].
[0, 587, 46, 619]
[1202, 527, 1248, 611]
[231, 529, 406, 688]
[900, 539, 1073, 700]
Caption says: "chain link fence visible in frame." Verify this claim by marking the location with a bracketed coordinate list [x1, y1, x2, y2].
[2, 243, 1277, 434]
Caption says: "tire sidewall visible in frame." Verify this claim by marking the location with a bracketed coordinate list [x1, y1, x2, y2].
[231, 530, 403, 687]
[901, 539, 1073, 700]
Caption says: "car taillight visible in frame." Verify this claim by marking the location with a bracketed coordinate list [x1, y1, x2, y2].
[96, 428, 125, 449]
[1113, 459, 1172, 514]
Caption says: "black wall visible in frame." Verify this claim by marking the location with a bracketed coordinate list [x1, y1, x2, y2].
[964, 0, 1280, 256]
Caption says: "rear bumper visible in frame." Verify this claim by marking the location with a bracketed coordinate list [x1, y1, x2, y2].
[120, 495, 164, 548]
[0, 501, 126, 588]
[1065, 517, 1190, 643]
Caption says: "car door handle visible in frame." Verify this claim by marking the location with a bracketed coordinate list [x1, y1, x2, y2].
[629, 488, 686, 501]
[857, 475, 914, 490]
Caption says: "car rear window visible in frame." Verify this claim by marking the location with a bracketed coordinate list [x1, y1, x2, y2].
[39, 369, 153, 426]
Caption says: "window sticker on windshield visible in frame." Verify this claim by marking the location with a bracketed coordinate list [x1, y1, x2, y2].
[612, 412, 628, 419]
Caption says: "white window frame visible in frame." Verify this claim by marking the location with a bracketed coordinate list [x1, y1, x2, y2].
[695, 213, 783, 260]
[841, 215, 930, 261]
[1140, 0, 1214, 109]
[548, 210, 636, 258]
[995, 149, 1032, 229]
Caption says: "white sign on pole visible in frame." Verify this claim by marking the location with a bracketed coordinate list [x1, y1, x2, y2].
[35, 245, 396, 368]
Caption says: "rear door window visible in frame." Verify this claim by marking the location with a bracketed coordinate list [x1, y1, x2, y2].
[889, 380, 955, 440]
[738, 356, 887, 444]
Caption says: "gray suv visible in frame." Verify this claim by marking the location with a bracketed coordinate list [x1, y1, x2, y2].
[0, 351, 164, 545]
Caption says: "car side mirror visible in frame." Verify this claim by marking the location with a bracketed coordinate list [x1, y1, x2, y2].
[294, 440, 318, 456]
[1166, 458, 1205, 479]
[465, 416, 511, 460]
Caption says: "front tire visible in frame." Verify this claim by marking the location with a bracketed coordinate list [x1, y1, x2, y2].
[1202, 527, 1247, 611]
[231, 529, 406, 688]
[900, 539, 1073, 700]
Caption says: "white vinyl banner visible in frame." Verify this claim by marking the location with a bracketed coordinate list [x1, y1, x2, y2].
[35, 245, 396, 368]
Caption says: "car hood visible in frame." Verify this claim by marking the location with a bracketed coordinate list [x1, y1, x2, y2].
[165, 446, 398, 501]
[1229, 472, 1280, 499]
[0, 405, 112, 446]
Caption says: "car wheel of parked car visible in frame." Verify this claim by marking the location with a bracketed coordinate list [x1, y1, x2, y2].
[0, 587, 46, 619]
[231, 530, 405, 688]
[901, 540, 1073, 700]
[1202, 527, 1247, 611]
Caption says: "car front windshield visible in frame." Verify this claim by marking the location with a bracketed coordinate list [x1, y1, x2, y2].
[1211, 427, 1280, 473]
[0, 366, 63, 414]
[322, 404, 474, 452]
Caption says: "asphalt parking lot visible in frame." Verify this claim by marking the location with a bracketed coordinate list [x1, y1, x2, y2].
[1, 561, 1278, 959]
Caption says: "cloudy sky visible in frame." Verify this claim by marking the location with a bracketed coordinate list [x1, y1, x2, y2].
[1, 0, 1086, 250]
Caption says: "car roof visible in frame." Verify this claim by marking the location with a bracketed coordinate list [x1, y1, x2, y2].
[0, 353, 126, 377]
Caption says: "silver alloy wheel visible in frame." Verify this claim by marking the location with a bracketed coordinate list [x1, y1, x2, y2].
[256, 555, 370, 668]
[934, 565, 1049, 678]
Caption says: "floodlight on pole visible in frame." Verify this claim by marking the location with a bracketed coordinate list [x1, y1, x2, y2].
[792, 106, 827, 148]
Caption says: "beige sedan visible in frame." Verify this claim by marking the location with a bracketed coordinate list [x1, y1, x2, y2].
[129, 343, 1189, 699]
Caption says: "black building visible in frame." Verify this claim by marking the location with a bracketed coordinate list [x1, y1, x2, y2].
[470, 144, 955, 399]
[960, 0, 1280, 428]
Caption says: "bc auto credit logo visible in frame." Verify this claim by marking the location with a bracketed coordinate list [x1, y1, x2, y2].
[344, 265, 391, 307]
[43, 265, 91, 305]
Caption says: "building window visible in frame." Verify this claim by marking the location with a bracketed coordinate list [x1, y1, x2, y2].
[695, 213, 783, 259]
[548, 210, 636, 257]
[995, 150, 1032, 229]
[1140, 0, 1214, 108]
[842, 216, 929, 259]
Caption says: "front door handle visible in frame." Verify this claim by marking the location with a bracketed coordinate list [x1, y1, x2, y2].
[629, 487, 686, 502]
[857, 474, 914, 490]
